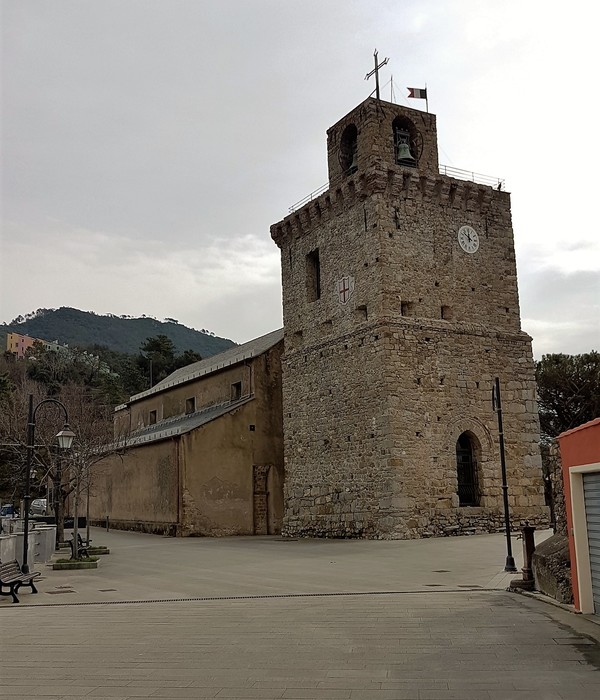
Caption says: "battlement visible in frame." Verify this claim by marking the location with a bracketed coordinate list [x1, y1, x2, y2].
[271, 168, 508, 247]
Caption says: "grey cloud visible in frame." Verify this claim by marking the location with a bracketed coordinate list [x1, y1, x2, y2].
[520, 268, 599, 356]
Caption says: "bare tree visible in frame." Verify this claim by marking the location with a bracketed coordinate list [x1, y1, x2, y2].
[0, 357, 124, 556]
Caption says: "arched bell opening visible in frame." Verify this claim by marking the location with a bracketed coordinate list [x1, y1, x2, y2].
[456, 431, 481, 506]
[339, 124, 358, 176]
[392, 116, 417, 168]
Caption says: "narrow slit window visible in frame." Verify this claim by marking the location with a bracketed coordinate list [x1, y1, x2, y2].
[231, 381, 242, 401]
[306, 249, 321, 301]
[456, 432, 481, 507]
[339, 123, 358, 175]
[185, 397, 196, 414]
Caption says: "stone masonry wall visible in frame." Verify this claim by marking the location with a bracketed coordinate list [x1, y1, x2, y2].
[273, 97, 548, 539]
[281, 321, 547, 539]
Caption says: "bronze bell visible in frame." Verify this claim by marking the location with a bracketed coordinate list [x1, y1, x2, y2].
[396, 141, 415, 161]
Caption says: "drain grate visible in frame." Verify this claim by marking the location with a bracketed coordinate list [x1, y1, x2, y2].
[16, 587, 504, 608]
[46, 590, 76, 595]
[98, 588, 117, 592]
[432, 570, 450, 573]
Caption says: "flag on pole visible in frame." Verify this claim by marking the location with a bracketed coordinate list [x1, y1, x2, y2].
[407, 87, 427, 99]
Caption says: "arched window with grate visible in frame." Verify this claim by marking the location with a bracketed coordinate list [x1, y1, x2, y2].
[339, 124, 358, 175]
[456, 432, 480, 506]
[392, 116, 417, 168]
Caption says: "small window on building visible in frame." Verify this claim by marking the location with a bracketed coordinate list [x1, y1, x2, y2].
[231, 381, 242, 401]
[306, 249, 321, 301]
[149, 410, 157, 425]
[456, 432, 480, 506]
[339, 123, 358, 175]
[441, 305, 452, 320]
[185, 397, 196, 414]
[401, 301, 415, 317]
[355, 305, 368, 321]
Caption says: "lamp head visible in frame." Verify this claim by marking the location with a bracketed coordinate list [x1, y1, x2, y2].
[56, 424, 75, 450]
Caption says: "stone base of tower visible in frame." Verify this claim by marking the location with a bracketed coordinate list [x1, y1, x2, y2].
[281, 504, 549, 540]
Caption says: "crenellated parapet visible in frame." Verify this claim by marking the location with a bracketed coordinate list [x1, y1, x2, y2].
[272, 167, 508, 246]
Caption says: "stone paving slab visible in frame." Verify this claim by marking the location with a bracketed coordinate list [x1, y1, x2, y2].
[1, 591, 600, 699]
[2, 527, 600, 699]
[4, 526, 552, 606]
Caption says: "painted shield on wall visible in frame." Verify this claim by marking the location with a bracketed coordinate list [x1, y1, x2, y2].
[337, 276, 355, 305]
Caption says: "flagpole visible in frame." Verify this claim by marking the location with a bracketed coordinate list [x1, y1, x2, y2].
[425, 82, 429, 113]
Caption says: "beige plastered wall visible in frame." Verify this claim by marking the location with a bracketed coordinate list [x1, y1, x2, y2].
[181, 349, 284, 536]
[89, 440, 179, 534]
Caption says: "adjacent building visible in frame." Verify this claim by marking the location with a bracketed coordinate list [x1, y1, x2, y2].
[558, 418, 600, 615]
[6, 332, 68, 358]
[90, 329, 284, 536]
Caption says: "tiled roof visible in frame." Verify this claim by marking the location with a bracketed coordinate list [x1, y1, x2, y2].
[125, 328, 283, 405]
[116, 397, 253, 447]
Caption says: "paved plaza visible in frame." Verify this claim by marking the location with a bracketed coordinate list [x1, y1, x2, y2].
[1, 528, 600, 699]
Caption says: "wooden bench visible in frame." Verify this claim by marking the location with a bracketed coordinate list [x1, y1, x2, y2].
[0, 560, 41, 604]
[68, 533, 91, 559]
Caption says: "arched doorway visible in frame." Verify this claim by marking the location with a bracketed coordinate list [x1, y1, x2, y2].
[456, 432, 480, 506]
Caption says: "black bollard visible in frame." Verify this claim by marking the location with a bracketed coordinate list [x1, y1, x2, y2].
[510, 522, 536, 591]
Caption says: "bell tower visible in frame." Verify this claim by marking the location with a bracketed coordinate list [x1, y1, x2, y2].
[272, 97, 547, 539]
[326, 98, 439, 184]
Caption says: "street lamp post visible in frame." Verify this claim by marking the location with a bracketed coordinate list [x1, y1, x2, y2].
[22, 394, 75, 574]
[492, 378, 518, 573]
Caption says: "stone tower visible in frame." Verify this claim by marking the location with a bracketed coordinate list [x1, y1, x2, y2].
[271, 97, 548, 539]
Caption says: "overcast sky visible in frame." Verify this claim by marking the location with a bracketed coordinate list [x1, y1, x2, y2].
[1, 0, 598, 357]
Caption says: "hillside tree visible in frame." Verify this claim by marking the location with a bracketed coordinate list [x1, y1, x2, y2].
[535, 351, 600, 442]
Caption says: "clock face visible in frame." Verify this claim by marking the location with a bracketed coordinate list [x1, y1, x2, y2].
[458, 225, 479, 254]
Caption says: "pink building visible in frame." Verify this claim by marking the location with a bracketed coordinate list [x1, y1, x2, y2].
[6, 332, 38, 358]
[558, 417, 600, 615]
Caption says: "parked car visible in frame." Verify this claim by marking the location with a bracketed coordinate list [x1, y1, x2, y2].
[30, 498, 48, 516]
[0, 503, 18, 517]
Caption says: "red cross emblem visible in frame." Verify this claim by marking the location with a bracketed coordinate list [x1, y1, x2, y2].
[337, 276, 355, 304]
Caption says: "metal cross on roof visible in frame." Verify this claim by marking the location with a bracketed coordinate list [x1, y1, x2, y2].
[365, 49, 389, 100]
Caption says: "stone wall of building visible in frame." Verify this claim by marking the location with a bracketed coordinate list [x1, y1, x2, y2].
[281, 319, 546, 539]
[273, 97, 548, 539]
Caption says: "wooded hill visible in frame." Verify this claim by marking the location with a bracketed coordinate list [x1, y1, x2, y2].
[1, 307, 236, 357]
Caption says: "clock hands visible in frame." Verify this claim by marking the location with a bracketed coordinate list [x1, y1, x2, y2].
[458, 226, 479, 254]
